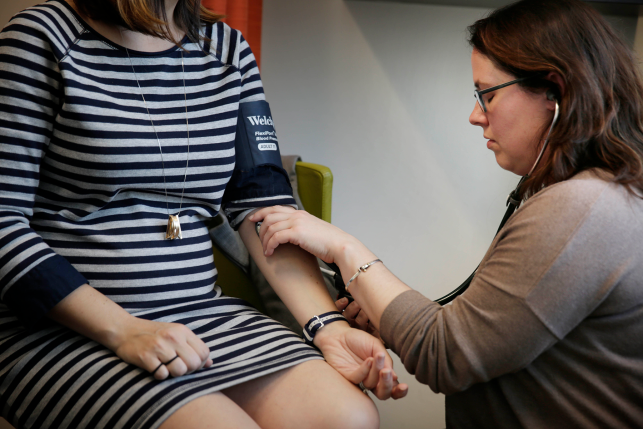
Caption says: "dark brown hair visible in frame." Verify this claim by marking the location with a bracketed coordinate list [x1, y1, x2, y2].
[468, 0, 643, 198]
[74, 0, 221, 45]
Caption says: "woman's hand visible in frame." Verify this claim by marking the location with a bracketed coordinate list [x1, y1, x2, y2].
[48, 284, 213, 381]
[248, 206, 354, 263]
[314, 322, 408, 400]
[112, 318, 213, 380]
[335, 297, 383, 341]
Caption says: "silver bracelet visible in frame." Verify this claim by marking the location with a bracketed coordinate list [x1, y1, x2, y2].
[345, 259, 382, 292]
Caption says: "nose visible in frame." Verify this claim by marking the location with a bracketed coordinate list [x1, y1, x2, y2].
[469, 102, 487, 127]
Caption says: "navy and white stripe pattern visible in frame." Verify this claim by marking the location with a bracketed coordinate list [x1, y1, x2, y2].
[0, 1, 319, 428]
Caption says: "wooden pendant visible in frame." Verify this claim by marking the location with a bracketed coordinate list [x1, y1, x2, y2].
[166, 215, 182, 240]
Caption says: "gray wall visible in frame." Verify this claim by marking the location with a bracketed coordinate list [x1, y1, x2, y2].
[261, 1, 505, 427]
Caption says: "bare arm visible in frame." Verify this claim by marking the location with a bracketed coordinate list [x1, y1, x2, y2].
[238, 214, 340, 327]
[239, 210, 408, 400]
[249, 207, 412, 331]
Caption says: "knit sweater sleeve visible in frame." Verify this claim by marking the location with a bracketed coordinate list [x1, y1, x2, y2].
[380, 174, 636, 394]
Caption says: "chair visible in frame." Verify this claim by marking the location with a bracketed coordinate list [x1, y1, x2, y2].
[211, 161, 333, 312]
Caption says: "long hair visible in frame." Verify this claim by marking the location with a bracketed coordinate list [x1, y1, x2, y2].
[468, 0, 643, 198]
[74, 0, 221, 46]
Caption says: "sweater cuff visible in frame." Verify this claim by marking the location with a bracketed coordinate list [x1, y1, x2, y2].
[380, 290, 433, 352]
[3, 254, 87, 328]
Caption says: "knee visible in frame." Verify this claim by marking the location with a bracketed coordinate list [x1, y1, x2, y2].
[330, 391, 380, 429]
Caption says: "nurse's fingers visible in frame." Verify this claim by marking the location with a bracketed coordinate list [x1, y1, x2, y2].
[354, 308, 370, 332]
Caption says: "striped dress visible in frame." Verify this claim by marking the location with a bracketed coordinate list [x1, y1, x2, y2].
[0, 1, 321, 428]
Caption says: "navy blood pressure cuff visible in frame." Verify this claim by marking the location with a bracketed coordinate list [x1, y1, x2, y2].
[222, 100, 295, 228]
[235, 100, 283, 170]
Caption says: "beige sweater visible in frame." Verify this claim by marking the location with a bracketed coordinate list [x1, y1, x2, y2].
[381, 170, 643, 428]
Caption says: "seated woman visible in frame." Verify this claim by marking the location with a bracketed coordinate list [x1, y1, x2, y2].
[251, 0, 643, 427]
[0, 1, 407, 428]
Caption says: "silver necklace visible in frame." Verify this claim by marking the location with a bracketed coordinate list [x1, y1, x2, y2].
[121, 31, 190, 240]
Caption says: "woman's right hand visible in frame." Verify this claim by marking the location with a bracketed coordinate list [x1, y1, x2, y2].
[113, 318, 213, 380]
[48, 284, 212, 380]
[248, 206, 358, 264]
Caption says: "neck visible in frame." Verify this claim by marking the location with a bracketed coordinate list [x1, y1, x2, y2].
[65, 0, 184, 52]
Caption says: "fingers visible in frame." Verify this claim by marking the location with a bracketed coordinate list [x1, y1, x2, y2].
[341, 301, 371, 332]
[335, 297, 349, 312]
[342, 301, 362, 322]
[258, 213, 294, 245]
[354, 308, 370, 331]
[361, 348, 407, 401]
[374, 369, 395, 400]
[391, 383, 409, 400]
[371, 370, 408, 400]
[144, 325, 211, 380]
[254, 210, 315, 255]
[351, 357, 374, 385]
[248, 206, 295, 223]
[264, 228, 298, 256]
[363, 352, 386, 390]
[186, 335, 213, 369]
[147, 352, 178, 380]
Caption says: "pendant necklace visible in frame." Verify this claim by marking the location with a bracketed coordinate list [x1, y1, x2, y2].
[121, 30, 190, 240]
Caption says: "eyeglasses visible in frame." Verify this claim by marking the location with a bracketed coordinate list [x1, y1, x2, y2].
[474, 76, 534, 113]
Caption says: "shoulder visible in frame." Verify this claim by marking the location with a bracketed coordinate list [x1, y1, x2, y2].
[509, 169, 643, 239]
[201, 21, 255, 69]
[526, 169, 630, 213]
[1, 0, 84, 61]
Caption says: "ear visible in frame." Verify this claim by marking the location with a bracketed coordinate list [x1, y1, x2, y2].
[544, 71, 565, 110]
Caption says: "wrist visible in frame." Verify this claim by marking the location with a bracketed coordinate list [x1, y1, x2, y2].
[336, 239, 378, 281]
[100, 313, 147, 351]
[312, 319, 351, 349]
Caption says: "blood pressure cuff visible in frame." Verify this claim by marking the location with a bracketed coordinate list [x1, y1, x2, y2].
[234, 100, 283, 170]
[222, 100, 296, 229]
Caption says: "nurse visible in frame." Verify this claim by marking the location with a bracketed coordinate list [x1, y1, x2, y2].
[250, 0, 643, 427]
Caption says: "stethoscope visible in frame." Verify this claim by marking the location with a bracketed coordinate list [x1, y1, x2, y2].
[326, 94, 561, 305]
[434, 95, 560, 304]
[257, 95, 560, 306]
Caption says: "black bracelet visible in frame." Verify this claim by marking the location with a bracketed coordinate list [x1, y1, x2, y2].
[303, 311, 347, 346]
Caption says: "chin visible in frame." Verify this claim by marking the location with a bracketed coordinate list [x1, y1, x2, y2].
[494, 156, 525, 176]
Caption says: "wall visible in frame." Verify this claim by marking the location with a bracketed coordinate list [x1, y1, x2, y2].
[0, 0, 40, 30]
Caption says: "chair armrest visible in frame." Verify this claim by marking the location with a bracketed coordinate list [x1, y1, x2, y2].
[295, 161, 333, 223]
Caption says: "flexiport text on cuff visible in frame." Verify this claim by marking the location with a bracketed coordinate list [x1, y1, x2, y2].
[345, 259, 382, 293]
[303, 311, 347, 346]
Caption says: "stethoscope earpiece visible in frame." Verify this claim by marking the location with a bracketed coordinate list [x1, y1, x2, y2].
[546, 90, 557, 102]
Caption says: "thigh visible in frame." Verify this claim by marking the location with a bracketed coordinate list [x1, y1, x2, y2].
[222, 359, 379, 429]
[159, 392, 260, 429]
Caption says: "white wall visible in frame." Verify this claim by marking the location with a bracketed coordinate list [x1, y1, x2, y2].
[260, 1, 507, 427]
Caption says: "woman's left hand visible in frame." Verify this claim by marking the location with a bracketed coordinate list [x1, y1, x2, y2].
[314, 322, 408, 400]
[336, 297, 383, 341]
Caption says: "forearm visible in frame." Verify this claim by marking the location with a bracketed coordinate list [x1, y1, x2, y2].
[47, 284, 143, 351]
[239, 217, 340, 327]
[334, 238, 412, 330]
